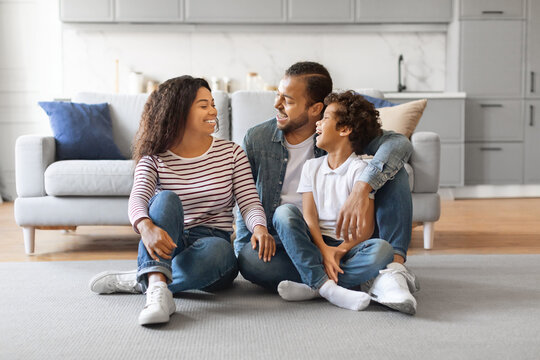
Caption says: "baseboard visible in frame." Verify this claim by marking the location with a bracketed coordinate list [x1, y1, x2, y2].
[440, 185, 540, 200]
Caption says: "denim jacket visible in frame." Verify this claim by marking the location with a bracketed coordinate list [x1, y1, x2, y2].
[234, 118, 412, 253]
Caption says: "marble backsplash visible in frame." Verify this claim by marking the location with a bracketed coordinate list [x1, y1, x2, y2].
[62, 28, 446, 95]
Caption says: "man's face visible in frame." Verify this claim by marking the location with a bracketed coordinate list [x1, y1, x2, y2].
[274, 76, 312, 134]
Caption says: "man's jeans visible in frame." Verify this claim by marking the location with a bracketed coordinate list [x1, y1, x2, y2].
[239, 204, 394, 291]
[238, 167, 410, 291]
[137, 191, 238, 293]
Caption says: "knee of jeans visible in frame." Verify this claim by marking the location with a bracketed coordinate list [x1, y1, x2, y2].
[237, 245, 266, 282]
[272, 204, 302, 229]
[149, 191, 183, 220]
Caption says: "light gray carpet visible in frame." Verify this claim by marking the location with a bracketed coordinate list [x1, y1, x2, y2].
[1, 255, 539, 360]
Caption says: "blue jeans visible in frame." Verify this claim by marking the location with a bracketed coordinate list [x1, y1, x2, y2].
[137, 191, 238, 293]
[238, 204, 394, 291]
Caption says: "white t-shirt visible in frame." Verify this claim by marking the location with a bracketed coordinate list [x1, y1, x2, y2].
[297, 153, 368, 239]
[280, 136, 315, 211]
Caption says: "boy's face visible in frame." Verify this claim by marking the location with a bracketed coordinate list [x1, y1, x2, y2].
[315, 102, 344, 151]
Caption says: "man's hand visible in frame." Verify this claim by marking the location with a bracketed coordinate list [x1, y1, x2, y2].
[336, 181, 373, 242]
[250, 225, 276, 262]
[137, 218, 177, 261]
[321, 246, 347, 282]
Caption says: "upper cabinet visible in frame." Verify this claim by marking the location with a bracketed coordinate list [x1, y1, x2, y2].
[60, 0, 114, 22]
[356, 0, 452, 23]
[115, 0, 182, 23]
[460, 20, 523, 97]
[60, 0, 453, 24]
[184, 0, 286, 23]
[460, 0, 525, 20]
[288, 0, 354, 23]
[526, 0, 540, 98]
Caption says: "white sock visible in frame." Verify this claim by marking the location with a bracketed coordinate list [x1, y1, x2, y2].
[318, 280, 370, 311]
[277, 281, 321, 301]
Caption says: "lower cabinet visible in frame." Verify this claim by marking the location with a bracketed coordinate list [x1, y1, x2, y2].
[524, 101, 540, 183]
[465, 142, 524, 184]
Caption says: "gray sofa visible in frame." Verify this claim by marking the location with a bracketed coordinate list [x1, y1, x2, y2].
[14, 90, 440, 254]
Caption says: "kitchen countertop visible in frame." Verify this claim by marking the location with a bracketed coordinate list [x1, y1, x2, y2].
[384, 92, 466, 99]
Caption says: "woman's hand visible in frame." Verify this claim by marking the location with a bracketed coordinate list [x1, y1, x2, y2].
[250, 225, 276, 262]
[321, 245, 347, 283]
[137, 218, 177, 261]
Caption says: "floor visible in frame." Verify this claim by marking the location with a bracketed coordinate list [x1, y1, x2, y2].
[1, 198, 540, 262]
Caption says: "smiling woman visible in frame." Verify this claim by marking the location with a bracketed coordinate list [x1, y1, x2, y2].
[89, 75, 275, 326]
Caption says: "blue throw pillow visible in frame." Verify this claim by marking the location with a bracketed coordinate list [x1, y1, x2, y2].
[359, 94, 398, 108]
[38, 101, 125, 161]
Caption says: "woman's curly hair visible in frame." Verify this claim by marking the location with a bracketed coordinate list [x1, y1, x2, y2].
[323, 90, 382, 155]
[132, 75, 212, 164]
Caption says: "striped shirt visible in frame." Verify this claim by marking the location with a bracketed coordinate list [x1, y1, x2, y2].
[128, 137, 267, 233]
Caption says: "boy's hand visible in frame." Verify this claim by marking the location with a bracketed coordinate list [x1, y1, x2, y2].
[336, 181, 373, 242]
[250, 225, 276, 262]
[138, 219, 177, 261]
[321, 246, 347, 282]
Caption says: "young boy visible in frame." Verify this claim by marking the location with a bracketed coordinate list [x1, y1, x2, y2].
[276, 91, 417, 314]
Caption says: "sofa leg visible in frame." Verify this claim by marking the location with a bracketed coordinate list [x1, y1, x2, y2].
[23, 227, 36, 254]
[423, 222, 435, 250]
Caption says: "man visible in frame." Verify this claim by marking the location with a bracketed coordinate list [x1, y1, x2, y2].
[235, 61, 419, 314]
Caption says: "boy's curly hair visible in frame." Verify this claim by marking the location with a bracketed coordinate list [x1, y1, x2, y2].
[323, 90, 382, 155]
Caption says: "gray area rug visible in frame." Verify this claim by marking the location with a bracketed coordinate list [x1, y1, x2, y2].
[1, 255, 539, 360]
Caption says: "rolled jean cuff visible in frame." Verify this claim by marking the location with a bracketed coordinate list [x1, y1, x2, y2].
[313, 274, 329, 290]
[393, 248, 407, 261]
[137, 261, 173, 292]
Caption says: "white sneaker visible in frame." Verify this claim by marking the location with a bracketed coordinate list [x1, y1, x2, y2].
[368, 263, 417, 315]
[138, 282, 176, 325]
[89, 269, 142, 294]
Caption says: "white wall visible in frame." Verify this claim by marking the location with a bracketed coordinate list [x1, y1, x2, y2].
[61, 28, 446, 95]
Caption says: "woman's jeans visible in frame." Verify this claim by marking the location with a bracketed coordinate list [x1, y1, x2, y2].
[239, 204, 394, 290]
[136, 191, 238, 293]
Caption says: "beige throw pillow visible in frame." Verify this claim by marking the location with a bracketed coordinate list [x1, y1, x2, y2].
[378, 99, 427, 138]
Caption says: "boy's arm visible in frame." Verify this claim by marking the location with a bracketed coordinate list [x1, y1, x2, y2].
[302, 192, 344, 282]
[336, 130, 412, 242]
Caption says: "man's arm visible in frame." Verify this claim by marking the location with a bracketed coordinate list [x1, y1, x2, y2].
[336, 133, 412, 242]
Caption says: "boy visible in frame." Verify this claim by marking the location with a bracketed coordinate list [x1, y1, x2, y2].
[276, 91, 417, 314]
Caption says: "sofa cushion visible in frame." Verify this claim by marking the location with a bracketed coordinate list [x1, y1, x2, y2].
[361, 94, 398, 108]
[378, 99, 427, 138]
[38, 101, 125, 161]
[44, 160, 135, 196]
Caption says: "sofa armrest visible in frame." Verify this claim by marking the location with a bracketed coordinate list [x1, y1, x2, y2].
[15, 135, 56, 197]
[410, 132, 440, 193]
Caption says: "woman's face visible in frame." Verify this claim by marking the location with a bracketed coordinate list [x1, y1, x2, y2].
[185, 87, 218, 136]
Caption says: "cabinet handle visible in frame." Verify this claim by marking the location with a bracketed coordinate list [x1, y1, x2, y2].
[480, 104, 503, 108]
[482, 10, 504, 14]
[531, 72, 536, 93]
[480, 147, 502, 151]
[531, 105, 535, 127]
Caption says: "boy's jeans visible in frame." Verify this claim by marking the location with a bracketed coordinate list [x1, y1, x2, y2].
[239, 204, 394, 290]
[136, 190, 238, 293]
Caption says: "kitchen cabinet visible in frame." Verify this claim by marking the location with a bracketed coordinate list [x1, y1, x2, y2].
[115, 0, 182, 22]
[184, 0, 286, 23]
[460, 20, 524, 97]
[356, 0, 452, 23]
[288, 0, 354, 23]
[524, 101, 540, 183]
[465, 142, 523, 185]
[526, 0, 540, 99]
[385, 94, 465, 187]
[60, 0, 114, 22]
[460, 0, 525, 20]
[464, 100, 524, 142]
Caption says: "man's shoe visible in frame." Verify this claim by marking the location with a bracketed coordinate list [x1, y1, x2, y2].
[368, 263, 417, 315]
[89, 269, 142, 294]
[138, 282, 176, 325]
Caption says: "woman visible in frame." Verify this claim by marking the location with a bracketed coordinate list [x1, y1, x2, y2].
[90, 76, 275, 325]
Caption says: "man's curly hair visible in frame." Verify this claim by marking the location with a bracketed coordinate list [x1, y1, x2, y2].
[323, 90, 382, 155]
[132, 75, 212, 164]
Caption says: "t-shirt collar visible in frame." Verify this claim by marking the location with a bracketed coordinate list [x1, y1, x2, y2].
[321, 153, 356, 175]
